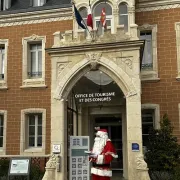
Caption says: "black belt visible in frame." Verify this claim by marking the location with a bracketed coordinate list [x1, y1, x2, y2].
[92, 163, 110, 168]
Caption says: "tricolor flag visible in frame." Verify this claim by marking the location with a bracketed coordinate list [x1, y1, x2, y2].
[73, 4, 86, 29]
[100, 8, 106, 29]
[87, 6, 93, 30]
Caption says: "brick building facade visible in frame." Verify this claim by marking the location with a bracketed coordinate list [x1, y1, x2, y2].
[0, 0, 180, 180]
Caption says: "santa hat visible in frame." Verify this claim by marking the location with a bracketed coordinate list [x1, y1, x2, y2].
[96, 129, 108, 137]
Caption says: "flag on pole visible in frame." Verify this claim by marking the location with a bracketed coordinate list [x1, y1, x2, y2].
[87, 6, 93, 30]
[100, 8, 106, 28]
[73, 4, 86, 29]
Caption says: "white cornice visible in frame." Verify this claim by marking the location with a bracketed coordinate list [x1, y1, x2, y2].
[0, 7, 72, 27]
[136, 0, 180, 12]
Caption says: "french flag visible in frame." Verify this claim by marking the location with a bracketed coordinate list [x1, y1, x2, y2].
[87, 6, 93, 30]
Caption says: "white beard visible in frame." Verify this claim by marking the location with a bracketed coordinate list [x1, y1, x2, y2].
[92, 137, 107, 155]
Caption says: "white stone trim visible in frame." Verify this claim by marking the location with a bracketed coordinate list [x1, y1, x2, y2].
[141, 104, 160, 129]
[0, 110, 7, 155]
[175, 22, 180, 80]
[21, 35, 46, 88]
[0, 8, 72, 27]
[0, 39, 8, 89]
[96, 155, 104, 164]
[91, 167, 112, 177]
[138, 24, 159, 81]
[20, 108, 46, 156]
[136, 1, 180, 12]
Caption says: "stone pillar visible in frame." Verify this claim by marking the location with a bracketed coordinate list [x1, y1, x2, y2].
[126, 93, 142, 179]
[51, 99, 68, 180]
[126, 94, 150, 180]
[112, 8, 119, 34]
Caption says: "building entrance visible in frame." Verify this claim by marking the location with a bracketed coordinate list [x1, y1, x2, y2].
[93, 116, 123, 180]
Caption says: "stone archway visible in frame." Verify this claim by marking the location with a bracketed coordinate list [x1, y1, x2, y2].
[44, 35, 150, 180]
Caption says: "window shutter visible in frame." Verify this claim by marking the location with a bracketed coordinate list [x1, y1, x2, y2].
[5, 0, 11, 9]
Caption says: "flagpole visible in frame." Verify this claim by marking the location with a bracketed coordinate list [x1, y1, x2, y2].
[72, 1, 94, 40]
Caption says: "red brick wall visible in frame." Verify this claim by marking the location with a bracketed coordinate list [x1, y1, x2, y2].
[0, 20, 73, 155]
[136, 8, 180, 140]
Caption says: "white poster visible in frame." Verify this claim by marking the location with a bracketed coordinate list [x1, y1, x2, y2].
[10, 159, 30, 174]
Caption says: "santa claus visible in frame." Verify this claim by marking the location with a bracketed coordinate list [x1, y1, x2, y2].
[89, 129, 118, 180]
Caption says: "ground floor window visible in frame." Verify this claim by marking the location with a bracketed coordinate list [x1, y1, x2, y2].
[0, 114, 3, 148]
[27, 113, 42, 148]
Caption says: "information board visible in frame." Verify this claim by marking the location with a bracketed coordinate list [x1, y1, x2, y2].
[8, 157, 30, 178]
[69, 136, 90, 180]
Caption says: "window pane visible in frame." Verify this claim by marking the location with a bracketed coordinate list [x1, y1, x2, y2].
[38, 115, 42, 125]
[143, 135, 149, 147]
[29, 137, 35, 147]
[119, 4, 127, 14]
[142, 124, 153, 134]
[31, 51, 36, 74]
[30, 44, 36, 50]
[29, 115, 35, 125]
[0, 126, 3, 136]
[37, 136, 42, 146]
[79, 7, 87, 18]
[0, 116, 3, 126]
[38, 126, 42, 136]
[37, 44, 42, 50]
[94, 3, 112, 16]
[29, 126, 35, 136]
[38, 51, 42, 74]
[0, 137, 3, 147]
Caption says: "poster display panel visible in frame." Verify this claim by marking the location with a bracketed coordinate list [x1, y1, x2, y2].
[70, 136, 90, 180]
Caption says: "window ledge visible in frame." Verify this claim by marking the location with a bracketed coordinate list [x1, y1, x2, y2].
[0, 80, 7, 89]
[21, 78, 46, 88]
[141, 70, 159, 82]
[176, 76, 180, 81]
[21, 148, 45, 156]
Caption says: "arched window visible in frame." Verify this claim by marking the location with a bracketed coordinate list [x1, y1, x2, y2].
[78, 7, 87, 29]
[94, 3, 112, 30]
[119, 3, 128, 32]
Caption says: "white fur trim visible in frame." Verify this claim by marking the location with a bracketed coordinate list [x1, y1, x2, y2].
[96, 155, 104, 164]
[91, 167, 112, 177]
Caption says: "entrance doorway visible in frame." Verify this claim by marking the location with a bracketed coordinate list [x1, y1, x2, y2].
[93, 116, 123, 180]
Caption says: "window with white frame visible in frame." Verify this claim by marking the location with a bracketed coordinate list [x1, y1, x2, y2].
[32, 0, 46, 7]
[0, 45, 5, 80]
[140, 31, 153, 70]
[0, 110, 7, 154]
[138, 24, 158, 81]
[22, 35, 46, 88]
[28, 113, 42, 148]
[28, 43, 42, 79]
[119, 3, 128, 32]
[0, 40, 8, 89]
[79, 7, 87, 29]
[20, 108, 46, 155]
[94, 3, 112, 32]
[0, 114, 4, 148]
[175, 23, 180, 80]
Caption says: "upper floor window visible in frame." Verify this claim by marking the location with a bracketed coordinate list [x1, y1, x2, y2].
[0, 45, 5, 80]
[140, 31, 153, 70]
[28, 43, 42, 79]
[119, 3, 128, 32]
[0, 114, 3, 148]
[32, 0, 46, 7]
[94, 3, 112, 30]
[22, 35, 46, 88]
[79, 7, 87, 29]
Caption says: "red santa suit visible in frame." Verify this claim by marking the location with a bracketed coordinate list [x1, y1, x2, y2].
[89, 129, 118, 180]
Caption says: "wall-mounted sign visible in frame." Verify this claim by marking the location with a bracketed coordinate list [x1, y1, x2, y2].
[9, 158, 30, 175]
[132, 143, 140, 152]
[53, 144, 61, 154]
[74, 92, 115, 103]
